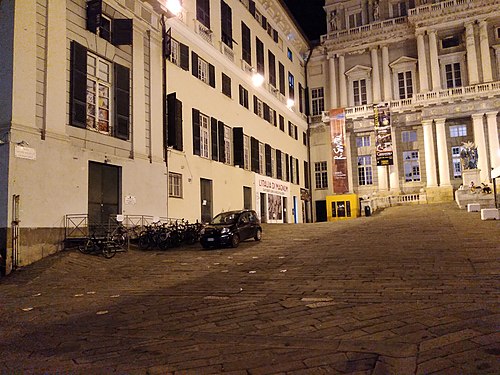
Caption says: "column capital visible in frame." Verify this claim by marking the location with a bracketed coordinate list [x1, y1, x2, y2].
[478, 18, 488, 27]
[471, 113, 485, 121]
[427, 28, 437, 36]
[464, 21, 475, 31]
[415, 29, 427, 37]
[485, 111, 498, 118]
[327, 53, 336, 60]
[422, 119, 433, 126]
[434, 118, 446, 125]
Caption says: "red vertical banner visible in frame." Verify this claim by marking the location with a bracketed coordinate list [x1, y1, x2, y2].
[330, 108, 349, 194]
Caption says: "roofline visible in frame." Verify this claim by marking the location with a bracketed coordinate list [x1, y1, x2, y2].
[276, 0, 312, 49]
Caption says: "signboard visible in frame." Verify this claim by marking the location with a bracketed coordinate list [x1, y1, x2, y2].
[255, 175, 290, 197]
[330, 108, 349, 194]
[374, 103, 393, 166]
[14, 145, 36, 160]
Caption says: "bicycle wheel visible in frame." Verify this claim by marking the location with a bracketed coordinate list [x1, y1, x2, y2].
[112, 233, 126, 249]
[101, 243, 117, 259]
[79, 239, 95, 254]
[138, 231, 151, 250]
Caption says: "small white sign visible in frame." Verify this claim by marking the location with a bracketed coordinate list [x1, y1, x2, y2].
[125, 195, 136, 205]
[15, 145, 36, 160]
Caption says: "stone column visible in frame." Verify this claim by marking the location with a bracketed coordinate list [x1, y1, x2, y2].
[11, 1, 37, 128]
[422, 120, 438, 187]
[377, 166, 389, 191]
[381, 45, 392, 101]
[132, 26, 147, 159]
[486, 111, 499, 169]
[428, 29, 441, 91]
[371, 47, 381, 103]
[328, 55, 338, 109]
[465, 21, 479, 85]
[479, 20, 493, 82]
[472, 113, 489, 182]
[435, 118, 451, 186]
[416, 30, 429, 93]
[44, 0, 67, 137]
[338, 54, 347, 108]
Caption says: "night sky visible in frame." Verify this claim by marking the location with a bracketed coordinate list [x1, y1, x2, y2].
[283, 0, 326, 42]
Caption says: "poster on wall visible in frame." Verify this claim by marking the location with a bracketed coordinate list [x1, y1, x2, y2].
[374, 103, 393, 166]
[330, 108, 349, 194]
[267, 194, 283, 221]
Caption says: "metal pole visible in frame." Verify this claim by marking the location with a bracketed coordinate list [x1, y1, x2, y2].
[161, 14, 169, 217]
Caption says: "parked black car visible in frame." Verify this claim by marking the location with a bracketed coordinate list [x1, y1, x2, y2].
[200, 210, 262, 249]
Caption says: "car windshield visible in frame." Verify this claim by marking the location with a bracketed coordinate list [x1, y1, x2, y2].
[211, 212, 238, 225]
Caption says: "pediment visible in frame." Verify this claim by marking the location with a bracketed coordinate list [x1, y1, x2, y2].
[345, 64, 372, 76]
[389, 56, 418, 68]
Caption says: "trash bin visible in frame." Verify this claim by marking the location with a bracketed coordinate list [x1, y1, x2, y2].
[364, 205, 371, 217]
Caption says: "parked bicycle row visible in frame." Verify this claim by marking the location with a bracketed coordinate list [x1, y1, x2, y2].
[74, 209, 263, 258]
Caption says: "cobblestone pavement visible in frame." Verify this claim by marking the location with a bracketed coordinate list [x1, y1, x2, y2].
[0, 203, 499, 375]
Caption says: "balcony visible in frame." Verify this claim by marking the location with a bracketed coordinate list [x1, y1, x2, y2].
[321, 17, 407, 43]
[220, 41, 235, 62]
[344, 80, 500, 119]
[195, 20, 213, 45]
[409, 0, 478, 17]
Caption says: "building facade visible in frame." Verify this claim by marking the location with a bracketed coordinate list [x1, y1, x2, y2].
[0, 0, 310, 275]
[308, 0, 500, 221]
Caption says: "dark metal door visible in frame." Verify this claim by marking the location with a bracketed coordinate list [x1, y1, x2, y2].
[260, 193, 266, 223]
[200, 178, 213, 223]
[315, 200, 327, 222]
[88, 162, 121, 226]
[243, 186, 252, 209]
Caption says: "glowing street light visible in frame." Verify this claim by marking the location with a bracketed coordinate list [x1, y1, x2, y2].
[287, 98, 295, 109]
[252, 72, 264, 87]
[165, 0, 182, 16]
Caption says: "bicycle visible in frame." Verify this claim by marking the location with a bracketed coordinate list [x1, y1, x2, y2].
[79, 231, 120, 259]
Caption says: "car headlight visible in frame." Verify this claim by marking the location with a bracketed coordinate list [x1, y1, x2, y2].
[200, 228, 205, 235]
[221, 227, 230, 234]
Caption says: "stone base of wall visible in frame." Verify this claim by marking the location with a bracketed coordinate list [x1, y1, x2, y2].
[426, 186, 454, 203]
[455, 189, 496, 209]
[1, 227, 65, 275]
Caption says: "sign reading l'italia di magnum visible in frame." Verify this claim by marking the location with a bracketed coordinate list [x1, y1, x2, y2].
[330, 108, 349, 194]
[374, 103, 393, 166]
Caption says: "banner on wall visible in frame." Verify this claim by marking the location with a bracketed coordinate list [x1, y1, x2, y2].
[374, 103, 394, 166]
[330, 108, 349, 194]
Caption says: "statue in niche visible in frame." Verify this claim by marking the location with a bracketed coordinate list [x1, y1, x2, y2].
[373, 0, 380, 21]
[329, 10, 338, 31]
[460, 141, 478, 170]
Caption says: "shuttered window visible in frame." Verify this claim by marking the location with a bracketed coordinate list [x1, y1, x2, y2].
[268, 51, 276, 88]
[241, 22, 251, 65]
[196, 0, 210, 28]
[233, 127, 244, 167]
[256, 37, 264, 75]
[70, 41, 130, 140]
[221, 0, 233, 48]
[167, 93, 183, 151]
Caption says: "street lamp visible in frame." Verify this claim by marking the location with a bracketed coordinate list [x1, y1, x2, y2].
[165, 0, 182, 16]
[252, 72, 264, 87]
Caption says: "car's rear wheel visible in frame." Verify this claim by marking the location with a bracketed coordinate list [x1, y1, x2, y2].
[254, 229, 262, 241]
[231, 234, 240, 248]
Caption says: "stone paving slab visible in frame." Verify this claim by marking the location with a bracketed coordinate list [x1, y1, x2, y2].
[0, 203, 499, 374]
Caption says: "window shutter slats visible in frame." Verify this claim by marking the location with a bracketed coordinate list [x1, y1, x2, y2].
[263, 103, 270, 122]
[70, 41, 87, 128]
[191, 51, 198, 77]
[251, 137, 259, 173]
[86, 0, 102, 33]
[253, 96, 258, 115]
[265, 144, 272, 177]
[180, 43, 189, 71]
[167, 93, 183, 151]
[249, 1, 256, 16]
[276, 150, 282, 179]
[211, 117, 218, 161]
[114, 63, 130, 140]
[192, 108, 201, 156]
[233, 127, 244, 167]
[296, 158, 300, 185]
[218, 121, 225, 163]
[112, 19, 133, 46]
[209, 63, 215, 88]
[285, 153, 290, 181]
